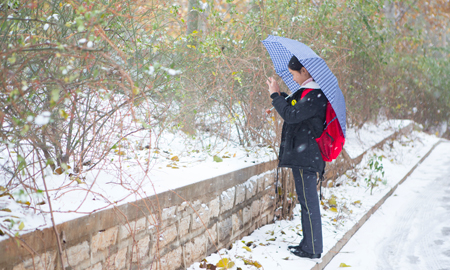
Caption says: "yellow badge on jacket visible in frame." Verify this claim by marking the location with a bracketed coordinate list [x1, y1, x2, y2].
[291, 99, 297, 106]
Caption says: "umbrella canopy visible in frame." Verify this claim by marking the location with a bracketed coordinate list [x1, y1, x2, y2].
[262, 35, 346, 137]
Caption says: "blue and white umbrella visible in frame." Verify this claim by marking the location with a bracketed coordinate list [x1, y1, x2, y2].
[262, 35, 347, 137]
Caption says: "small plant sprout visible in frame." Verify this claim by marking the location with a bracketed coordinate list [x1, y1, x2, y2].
[364, 154, 386, 195]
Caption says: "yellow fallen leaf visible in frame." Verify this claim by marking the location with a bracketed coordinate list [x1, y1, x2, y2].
[16, 200, 31, 206]
[242, 246, 252, 252]
[114, 150, 126, 156]
[171, 156, 179, 161]
[339, 262, 351, 267]
[216, 258, 230, 267]
[330, 207, 338, 212]
[54, 167, 64, 175]
[19, 222, 25, 230]
[242, 258, 262, 268]
[328, 196, 337, 206]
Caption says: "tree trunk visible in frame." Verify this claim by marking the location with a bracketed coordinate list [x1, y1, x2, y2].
[384, 0, 396, 53]
[187, 0, 199, 36]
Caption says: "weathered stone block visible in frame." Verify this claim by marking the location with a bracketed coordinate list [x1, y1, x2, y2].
[251, 199, 261, 219]
[245, 177, 257, 199]
[146, 212, 159, 227]
[160, 247, 182, 270]
[161, 206, 177, 221]
[209, 197, 220, 218]
[261, 209, 274, 227]
[178, 200, 201, 217]
[87, 262, 102, 270]
[218, 217, 232, 242]
[66, 241, 90, 267]
[179, 215, 191, 237]
[119, 217, 146, 240]
[264, 171, 275, 189]
[115, 247, 127, 269]
[90, 249, 108, 266]
[257, 174, 265, 193]
[220, 187, 235, 214]
[262, 193, 274, 211]
[157, 224, 178, 248]
[12, 251, 56, 270]
[132, 235, 150, 263]
[232, 211, 243, 237]
[206, 223, 217, 245]
[243, 206, 252, 225]
[192, 204, 211, 231]
[185, 234, 208, 264]
[91, 227, 118, 254]
[235, 184, 246, 205]
[177, 201, 189, 213]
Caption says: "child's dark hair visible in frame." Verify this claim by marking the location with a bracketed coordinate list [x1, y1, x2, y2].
[288, 55, 303, 71]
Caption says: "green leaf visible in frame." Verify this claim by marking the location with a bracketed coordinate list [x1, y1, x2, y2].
[59, 109, 69, 120]
[51, 89, 59, 102]
[8, 54, 16, 64]
[18, 222, 24, 230]
[17, 155, 26, 173]
[213, 155, 223, 162]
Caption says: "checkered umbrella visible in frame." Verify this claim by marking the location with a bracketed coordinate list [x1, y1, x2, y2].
[262, 35, 347, 137]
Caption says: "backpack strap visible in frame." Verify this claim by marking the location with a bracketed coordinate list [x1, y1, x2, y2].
[300, 89, 321, 138]
[300, 88, 314, 99]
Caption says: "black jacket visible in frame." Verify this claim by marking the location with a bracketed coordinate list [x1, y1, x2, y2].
[271, 84, 327, 175]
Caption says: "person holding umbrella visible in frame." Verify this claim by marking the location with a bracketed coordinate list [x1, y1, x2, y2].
[267, 55, 326, 259]
[263, 35, 347, 260]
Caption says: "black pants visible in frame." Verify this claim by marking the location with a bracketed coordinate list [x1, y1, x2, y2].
[292, 168, 323, 255]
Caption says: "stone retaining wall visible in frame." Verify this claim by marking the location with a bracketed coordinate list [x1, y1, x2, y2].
[0, 160, 278, 270]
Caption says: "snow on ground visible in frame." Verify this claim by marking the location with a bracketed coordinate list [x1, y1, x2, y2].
[187, 128, 440, 270]
[325, 141, 450, 270]
[344, 119, 413, 159]
[0, 120, 431, 244]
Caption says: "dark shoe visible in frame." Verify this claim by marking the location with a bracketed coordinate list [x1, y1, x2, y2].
[289, 246, 321, 259]
[288, 244, 300, 250]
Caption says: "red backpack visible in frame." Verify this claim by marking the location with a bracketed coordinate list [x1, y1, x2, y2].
[301, 89, 345, 162]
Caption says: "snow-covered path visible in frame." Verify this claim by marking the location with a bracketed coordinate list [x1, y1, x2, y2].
[325, 140, 450, 270]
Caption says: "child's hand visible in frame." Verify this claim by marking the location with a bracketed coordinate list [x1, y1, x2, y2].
[266, 77, 280, 96]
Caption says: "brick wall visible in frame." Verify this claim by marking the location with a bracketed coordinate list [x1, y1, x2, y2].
[0, 160, 278, 270]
